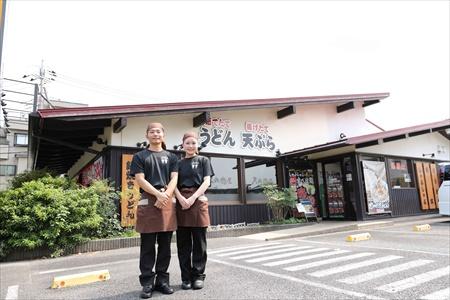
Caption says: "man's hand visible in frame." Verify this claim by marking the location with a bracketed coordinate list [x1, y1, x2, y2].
[154, 190, 169, 209]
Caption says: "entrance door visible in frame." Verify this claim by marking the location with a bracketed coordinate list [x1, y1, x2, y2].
[324, 162, 345, 218]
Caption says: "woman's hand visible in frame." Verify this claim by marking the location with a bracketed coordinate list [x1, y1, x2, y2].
[186, 195, 197, 207]
[178, 195, 192, 210]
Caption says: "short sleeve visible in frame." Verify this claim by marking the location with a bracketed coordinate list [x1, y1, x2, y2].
[202, 156, 214, 177]
[129, 153, 144, 177]
[169, 153, 179, 173]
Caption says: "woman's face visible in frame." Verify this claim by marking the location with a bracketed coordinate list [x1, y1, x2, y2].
[182, 136, 198, 156]
[146, 127, 164, 145]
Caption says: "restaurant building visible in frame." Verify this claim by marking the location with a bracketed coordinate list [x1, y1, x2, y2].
[28, 92, 450, 225]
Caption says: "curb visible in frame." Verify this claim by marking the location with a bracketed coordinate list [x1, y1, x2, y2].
[2, 222, 314, 262]
[263, 224, 358, 241]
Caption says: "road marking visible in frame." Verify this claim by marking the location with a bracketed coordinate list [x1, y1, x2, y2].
[208, 242, 280, 254]
[339, 259, 433, 284]
[246, 246, 315, 263]
[217, 244, 294, 257]
[38, 258, 138, 275]
[209, 258, 385, 300]
[376, 265, 450, 293]
[309, 255, 403, 277]
[420, 287, 450, 300]
[284, 252, 375, 271]
[263, 249, 347, 267]
[295, 239, 450, 256]
[5, 285, 18, 300]
[230, 246, 311, 260]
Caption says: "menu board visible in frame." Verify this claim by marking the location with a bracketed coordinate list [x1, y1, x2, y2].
[325, 171, 345, 217]
[415, 162, 429, 210]
[121, 154, 140, 227]
[289, 169, 319, 217]
[429, 163, 440, 208]
[362, 161, 391, 214]
[423, 162, 436, 209]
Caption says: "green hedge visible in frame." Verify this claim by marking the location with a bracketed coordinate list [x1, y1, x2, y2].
[0, 176, 123, 259]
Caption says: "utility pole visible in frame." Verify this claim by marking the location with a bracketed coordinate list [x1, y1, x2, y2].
[23, 60, 56, 109]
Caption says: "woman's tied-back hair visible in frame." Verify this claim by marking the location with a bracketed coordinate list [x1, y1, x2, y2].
[146, 122, 166, 150]
[182, 131, 199, 143]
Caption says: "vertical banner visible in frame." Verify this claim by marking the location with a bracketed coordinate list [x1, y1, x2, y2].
[362, 161, 391, 214]
[422, 163, 436, 209]
[415, 162, 429, 210]
[121, 154, 140, 227]
[429, 163, 440, 208]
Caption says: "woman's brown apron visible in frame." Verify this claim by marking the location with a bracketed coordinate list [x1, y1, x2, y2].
[176, 187, 210, 227]
[135, 191, 177, 233]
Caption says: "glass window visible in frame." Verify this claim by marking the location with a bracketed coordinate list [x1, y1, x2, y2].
[14, 133, 28, 146]
[0, 165, 16, 176]
[205, 157, 240, 201]
[244, 158, 276, 202]
[388, 158, 414, 188]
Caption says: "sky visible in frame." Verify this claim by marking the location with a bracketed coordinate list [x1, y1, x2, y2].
[1, 0, 449, 130]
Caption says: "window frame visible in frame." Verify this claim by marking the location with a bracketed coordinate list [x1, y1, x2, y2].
[0, 165, 17, 176]
[14, 133, 29, 147]
[198, 151, 277, 206]
[387, 158, 415, 189]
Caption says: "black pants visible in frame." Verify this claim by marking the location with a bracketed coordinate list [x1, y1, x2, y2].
[139, 231, 173, 287]
[176, 226, 207, 282]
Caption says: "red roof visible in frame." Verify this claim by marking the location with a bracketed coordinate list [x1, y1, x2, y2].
[37, 92, 389, 119]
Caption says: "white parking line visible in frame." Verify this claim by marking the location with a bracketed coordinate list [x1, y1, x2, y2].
[377, 266, 450, 293]
[263, 249, 347, 267]
[208, 242, 280, 254]
[339, 259, 433, 284]
[420, 287, 450, 300]
[284, 252, 375, 271]
[309, 255, 403, 277]
[246, 246, 314, 263]
[295, 239, 450, 256]
[38, 258, 138, 274]
[209, 258, 385, 300]
[230, 246, 311, 260]
[5, 285, 18, 300]
[217, 244, 294, 257]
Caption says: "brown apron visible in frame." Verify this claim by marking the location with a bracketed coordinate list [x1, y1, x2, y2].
[136, 191, 177, 233]
[176, 187, 210, 227]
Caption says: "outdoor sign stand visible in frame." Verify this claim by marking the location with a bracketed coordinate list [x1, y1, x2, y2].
[296, 200, 318, 223]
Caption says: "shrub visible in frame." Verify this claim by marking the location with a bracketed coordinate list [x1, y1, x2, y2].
[0, 176, 102, 259]
[88, 180, 123, 239]
[262, 184, 297, 221]
[8, 168, 57, 189]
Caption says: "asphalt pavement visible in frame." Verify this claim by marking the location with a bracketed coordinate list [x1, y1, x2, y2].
[1, 214, 449, 300]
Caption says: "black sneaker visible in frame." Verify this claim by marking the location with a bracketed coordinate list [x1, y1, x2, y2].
[140, 285, 153, 299]
[192, 279, 204, 290]
[154, 283, 174, 294]
[181, 281, 192, 290]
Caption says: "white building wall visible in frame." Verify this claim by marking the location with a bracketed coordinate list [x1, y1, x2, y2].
[110, 103, 376, 155]
[68, 102, 378, 177]
[356, 132, 450, 161]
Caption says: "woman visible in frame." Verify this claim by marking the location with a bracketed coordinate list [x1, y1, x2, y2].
[130, 122, 179, 299]
[175, 132, 214, 290]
